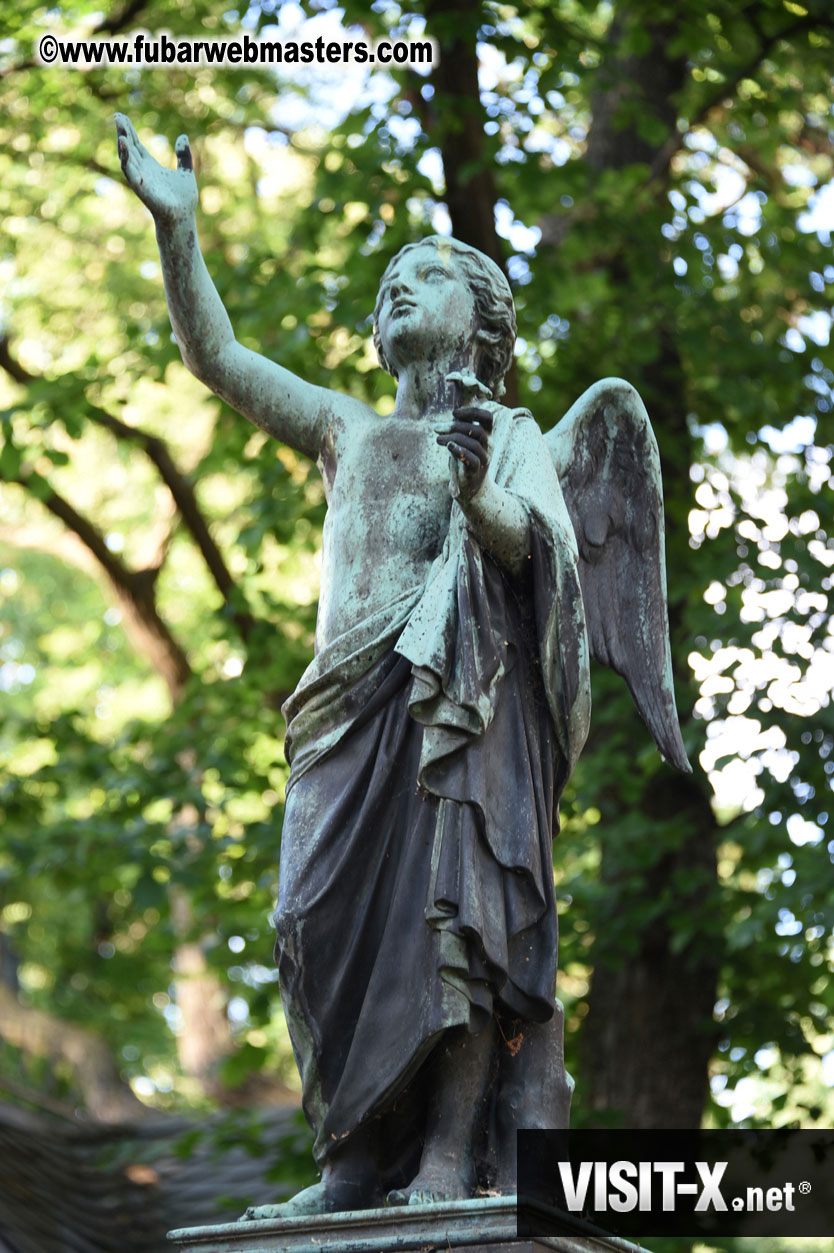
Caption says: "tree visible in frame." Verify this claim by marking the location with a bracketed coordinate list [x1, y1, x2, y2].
[0, 0, 832, 1165]
[0, 0, 326, 1113]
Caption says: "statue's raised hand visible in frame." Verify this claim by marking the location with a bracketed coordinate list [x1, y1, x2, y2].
[115, 112, 198, 223]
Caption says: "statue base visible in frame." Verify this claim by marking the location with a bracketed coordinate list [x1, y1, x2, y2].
[167, 1196, 645, 1252]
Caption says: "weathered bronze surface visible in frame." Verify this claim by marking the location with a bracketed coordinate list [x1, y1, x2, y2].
[167, 1195, 648, 1252]
[116, 113, 689, 1221]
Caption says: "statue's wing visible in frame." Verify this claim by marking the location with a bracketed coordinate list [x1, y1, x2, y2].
[545, 378, 691, 773]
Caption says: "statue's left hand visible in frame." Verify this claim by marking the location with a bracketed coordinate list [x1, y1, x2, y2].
[436, 407, 493, 500]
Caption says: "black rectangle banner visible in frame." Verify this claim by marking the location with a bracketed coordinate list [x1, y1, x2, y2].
[517, 1129, 834, 1239]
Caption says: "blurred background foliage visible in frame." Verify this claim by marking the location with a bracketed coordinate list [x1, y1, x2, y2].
[1, 0, 834, 1245]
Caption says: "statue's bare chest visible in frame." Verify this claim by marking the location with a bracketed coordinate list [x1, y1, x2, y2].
[326, 419, 454, 563]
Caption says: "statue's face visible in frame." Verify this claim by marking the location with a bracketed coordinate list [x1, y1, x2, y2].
[376, 242, 478, 374]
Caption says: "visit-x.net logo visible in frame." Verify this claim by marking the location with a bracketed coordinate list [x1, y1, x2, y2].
[517, 1129, 834, 1239]
[558, 1157, 798, 1214]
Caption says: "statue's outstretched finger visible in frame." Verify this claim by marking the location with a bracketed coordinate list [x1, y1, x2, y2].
[438, 432, 484, 462]
[447, 421, 489, 447]
[114, 114, 130, 171]
[114, 113, 145, 177]
[445, 440, 476, 469]
[453, 405, 493, 432]
[115, 113, 139, 154]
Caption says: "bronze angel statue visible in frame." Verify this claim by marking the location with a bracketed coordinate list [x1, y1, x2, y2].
[116, 114, 690, 1216]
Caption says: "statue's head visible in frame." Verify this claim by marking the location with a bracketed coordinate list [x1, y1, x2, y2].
[373, 236, 516, 399]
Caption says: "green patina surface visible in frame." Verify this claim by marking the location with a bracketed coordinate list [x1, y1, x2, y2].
[117, 110, 688, 1220]
[168, 1195, 650, 1253]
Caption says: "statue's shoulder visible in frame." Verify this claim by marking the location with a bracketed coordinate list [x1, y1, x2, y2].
[320, 391, 383, 446]
[486, 400, 534, 421]
[487, 401, 545, 444]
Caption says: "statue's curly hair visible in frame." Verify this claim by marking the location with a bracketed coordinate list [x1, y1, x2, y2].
[373, 236, 516, 399]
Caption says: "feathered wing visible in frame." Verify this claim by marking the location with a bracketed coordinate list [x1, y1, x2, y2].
[545, 378, 691, 773]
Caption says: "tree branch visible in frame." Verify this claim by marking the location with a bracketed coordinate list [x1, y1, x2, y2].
[93, 0, 147, 35]
[0, 520, 114, 581]
[0, 985, 148, 1123]
[0, 335, 35, 385]
[0, 1, 147, 81]
[84, 405, 255, 639]
[32, 473, 136, 584]
[0, 335, 253, 638]
[650, 13, 832, 179]
[2, 469, 191, 697]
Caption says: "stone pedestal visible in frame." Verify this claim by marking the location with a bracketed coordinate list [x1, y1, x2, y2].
[167, 1196, 645, 1253]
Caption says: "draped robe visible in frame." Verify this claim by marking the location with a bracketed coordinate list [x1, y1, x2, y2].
[274, 404, 591, 1173]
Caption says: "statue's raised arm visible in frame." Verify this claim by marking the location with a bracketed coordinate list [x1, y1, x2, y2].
[114, 113, 331, 461]
[112, 178, 693, 1221]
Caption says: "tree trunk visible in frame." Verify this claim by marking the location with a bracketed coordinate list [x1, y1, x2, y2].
[583, 762, 719, 1127]
[427, 0, 518, 405]
[576, 11, 720, 1128]
[425, 0, 502, 269]
[0, 373, 238, 1113]
[424, 0, 719, 1127]
[0, 985, 147, 1122]
[170, 885, 234, 1096]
